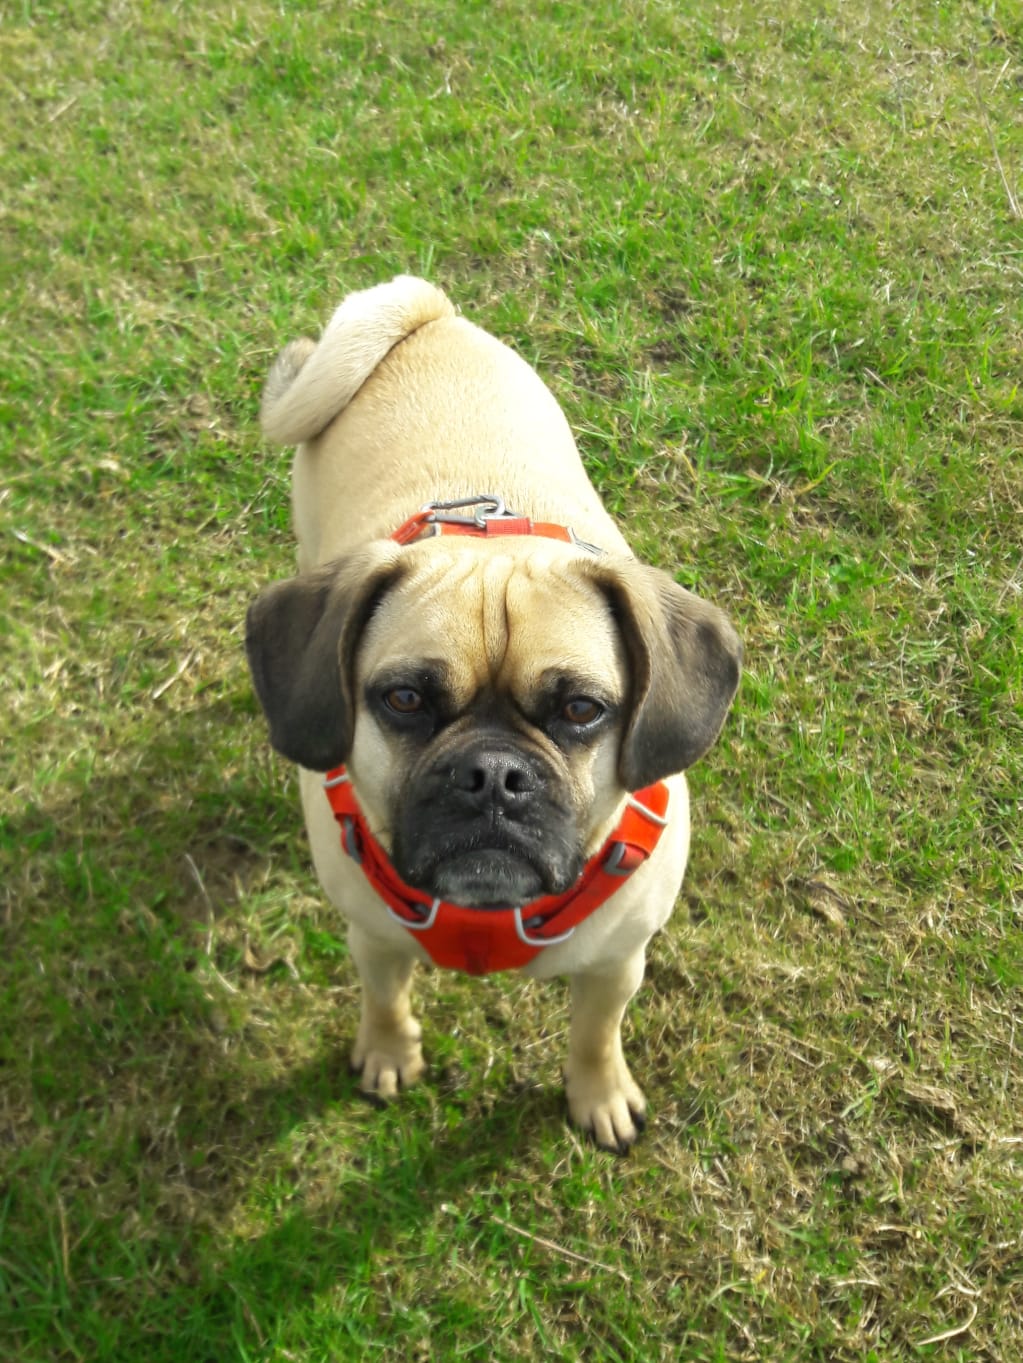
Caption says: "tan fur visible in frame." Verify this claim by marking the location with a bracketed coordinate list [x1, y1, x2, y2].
[247, 276, 741, 1151]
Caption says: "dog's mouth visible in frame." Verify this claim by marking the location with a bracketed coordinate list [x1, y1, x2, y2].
[396, 830, 581, 909]
[427, 847, 548, 909]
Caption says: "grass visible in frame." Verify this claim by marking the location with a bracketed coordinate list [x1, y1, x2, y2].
[2, 0, 1022, 1358]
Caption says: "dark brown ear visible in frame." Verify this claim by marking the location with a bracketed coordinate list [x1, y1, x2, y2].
[594, 559, 742, 790]
[245, 544, 405, 771]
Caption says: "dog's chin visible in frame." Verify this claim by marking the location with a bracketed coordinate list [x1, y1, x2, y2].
[428, 851, 548, 909]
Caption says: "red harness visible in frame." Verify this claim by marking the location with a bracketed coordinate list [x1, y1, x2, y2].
[323, 494, 671, 976]
[324, 768, 670, 975]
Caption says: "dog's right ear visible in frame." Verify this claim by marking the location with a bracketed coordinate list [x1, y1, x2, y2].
[245, 544, 406, 771]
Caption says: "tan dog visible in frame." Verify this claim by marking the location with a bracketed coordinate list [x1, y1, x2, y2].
[246, 276, 741, 1151]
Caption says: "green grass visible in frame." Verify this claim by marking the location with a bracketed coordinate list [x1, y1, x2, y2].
[2, 0, 1022, 1358]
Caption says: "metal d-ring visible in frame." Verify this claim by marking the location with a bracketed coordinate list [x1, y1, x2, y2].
[385, 898, 441, 932]
[513, 906, 576, 948]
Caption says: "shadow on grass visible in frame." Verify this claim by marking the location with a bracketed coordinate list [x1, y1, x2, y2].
[3, 701, 567, 1361]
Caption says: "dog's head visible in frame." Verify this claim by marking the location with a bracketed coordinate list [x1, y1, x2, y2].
[246, 537, 741, 907]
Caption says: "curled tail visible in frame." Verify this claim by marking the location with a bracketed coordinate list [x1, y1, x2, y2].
[260, 275, 456, 445]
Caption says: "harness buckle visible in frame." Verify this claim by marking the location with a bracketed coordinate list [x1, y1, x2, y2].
[339, 815, 362, 864]
[602, 840, 646, 876]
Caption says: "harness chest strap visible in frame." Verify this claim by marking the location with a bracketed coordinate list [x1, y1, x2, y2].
[323, 769, 670, 977]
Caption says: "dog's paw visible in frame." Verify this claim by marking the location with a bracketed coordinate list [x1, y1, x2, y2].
[350, 1018, 424, 1100]
[564, 1058, 647, 1154]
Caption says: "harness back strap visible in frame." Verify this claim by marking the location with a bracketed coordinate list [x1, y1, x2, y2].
[388, 495, 603, 556]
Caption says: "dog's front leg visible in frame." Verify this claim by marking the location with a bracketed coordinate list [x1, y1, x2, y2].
[347, 923, 425, 1099]
[563, 950, 648, 1153]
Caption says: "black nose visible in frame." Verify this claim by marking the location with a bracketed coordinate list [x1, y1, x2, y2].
[449, 749, 537, 810]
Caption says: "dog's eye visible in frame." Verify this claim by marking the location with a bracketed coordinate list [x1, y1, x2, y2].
[384, 687, 425, 715]
[561, 697, 603, 726]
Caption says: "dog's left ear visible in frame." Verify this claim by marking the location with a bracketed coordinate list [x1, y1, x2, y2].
[245, 543, 405, 771]
[594, 559, 742, 790]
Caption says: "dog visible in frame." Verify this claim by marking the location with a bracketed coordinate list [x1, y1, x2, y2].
[245, 276, 741, 1151]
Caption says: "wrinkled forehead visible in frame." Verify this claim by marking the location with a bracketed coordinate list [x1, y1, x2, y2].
[357, 539, 628, 700]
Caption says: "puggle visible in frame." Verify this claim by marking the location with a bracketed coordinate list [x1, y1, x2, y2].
[245, 276, 741, 1151]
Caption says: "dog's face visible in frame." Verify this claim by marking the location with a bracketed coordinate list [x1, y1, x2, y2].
[246, 536, 741, 908]
[346, 538, 632, 906]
